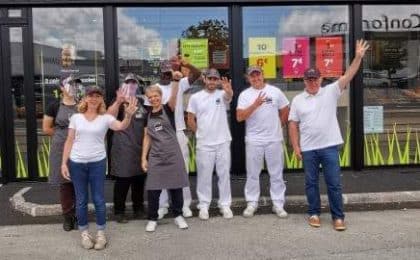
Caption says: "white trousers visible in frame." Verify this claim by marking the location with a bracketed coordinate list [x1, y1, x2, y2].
[196, 141, 232, 210]
[245, 141, 286, 209]
[159, 130, 192, 208]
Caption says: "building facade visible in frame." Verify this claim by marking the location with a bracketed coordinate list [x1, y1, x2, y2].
[0, 1, 419, 183]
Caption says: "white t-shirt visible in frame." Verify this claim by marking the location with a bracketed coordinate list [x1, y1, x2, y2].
[237, 84, 289, 143]
[144, 77, 192, 131]
[68, 113, 116, 163]
[288, 81, 344, 152]
[187, 89, 232, 147]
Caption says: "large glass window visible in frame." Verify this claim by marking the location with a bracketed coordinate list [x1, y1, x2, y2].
[363, 5, 420, 166]
[33, 8, 105, 177]
[10, 28, 27, 178]
[117, 7, 230, 173]
[243, 6, 350, 169]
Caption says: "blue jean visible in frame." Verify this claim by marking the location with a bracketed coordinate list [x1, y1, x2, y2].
[69, 158, 107, 231]
[302, 145, 344, 220]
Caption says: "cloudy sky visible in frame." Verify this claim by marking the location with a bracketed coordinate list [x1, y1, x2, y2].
[27, 5, 420, 61]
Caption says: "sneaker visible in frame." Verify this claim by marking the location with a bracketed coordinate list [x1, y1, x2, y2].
[145, 221, 157, 232]
[272, 206, 288, 218]
[81, 231, 94, 249]
[333, 219, 346, 231]
[198, 208, 209, 220]
[94, 230, 107, 250]
[308, 215, 321, 228]
[220, 207, 233, 219]
[63, 215, 75, 231]
[174, 216, 188, 229]
[157, 207, 169, 220]
[115, 214, 128, 224]
[182, 207, 193, 218]
[242, 205, 257, 218]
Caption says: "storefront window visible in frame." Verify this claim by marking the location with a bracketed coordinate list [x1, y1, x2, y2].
[33, 8, 105, 177]
[243, 6, 350, 169]
[363, 5, 420, 166]
[117, 7, 230, 173]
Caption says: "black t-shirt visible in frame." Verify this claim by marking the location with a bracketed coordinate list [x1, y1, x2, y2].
[45, 100, 60, 118]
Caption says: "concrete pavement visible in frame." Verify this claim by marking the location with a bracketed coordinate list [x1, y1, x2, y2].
[1, 209, 420, 260]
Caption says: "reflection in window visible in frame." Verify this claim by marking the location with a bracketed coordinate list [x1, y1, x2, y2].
[363, 5, 420, 166]
[243, 6, 350, 169]
[117, 7, 229, 87]
[33, 8, 105, 177]
[117, 7, 230, 173]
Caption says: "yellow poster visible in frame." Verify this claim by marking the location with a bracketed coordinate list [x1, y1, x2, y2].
[249, 37, 276, 78]
[180, 39, 209, 69]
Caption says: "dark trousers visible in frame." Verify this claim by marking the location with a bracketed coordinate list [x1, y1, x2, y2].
[148, 189, 183, 221]
[60, 182, 76, 217]
[113, 175, 146, 215]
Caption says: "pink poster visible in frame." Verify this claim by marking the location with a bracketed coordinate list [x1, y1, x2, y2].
[282, 37, 310, 78]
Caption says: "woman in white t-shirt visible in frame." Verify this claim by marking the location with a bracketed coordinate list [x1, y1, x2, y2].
[61, 86, 137, 250]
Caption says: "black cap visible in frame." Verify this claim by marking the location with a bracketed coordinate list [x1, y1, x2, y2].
[160, 61, 172, 73]
[304, 68, 321, 79]
[85, 86, 104, 96]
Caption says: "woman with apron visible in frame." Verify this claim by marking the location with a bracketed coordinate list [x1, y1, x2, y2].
[141, 75, 189, 232]
[108, 73, 147, 223]
[42, 75, 81, 231]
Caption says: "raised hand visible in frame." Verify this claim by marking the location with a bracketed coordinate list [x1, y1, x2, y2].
[124, 96, 138, 116]
[253, 92, 266, 107]
[221, 77, 232, 92]
[172, 71, 183, 81]
[356, 39, 370, 59]
[115, 88, 125, 104]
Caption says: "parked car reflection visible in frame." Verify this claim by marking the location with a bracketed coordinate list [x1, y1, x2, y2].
[363, 70, 391, 88]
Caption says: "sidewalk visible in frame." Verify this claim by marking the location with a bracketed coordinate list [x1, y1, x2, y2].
[1, 167, 420, 226]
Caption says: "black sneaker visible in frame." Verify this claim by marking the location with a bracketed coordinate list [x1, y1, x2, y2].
[115, 214, 129, 224]
[63, 215, 75, 231]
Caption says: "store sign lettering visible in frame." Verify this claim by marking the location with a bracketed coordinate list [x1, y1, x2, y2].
[322, 13, 420, 33]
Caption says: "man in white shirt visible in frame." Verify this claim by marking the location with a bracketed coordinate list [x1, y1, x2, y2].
[288, 39, 369, 231]
[236, 66, 290, 218]
[187, 68, 233, 220]
[145, 58, 201, 219]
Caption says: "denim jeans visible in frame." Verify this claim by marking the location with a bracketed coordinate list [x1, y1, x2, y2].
[302, 145, 344, 220]
[69, 158, 107, 231]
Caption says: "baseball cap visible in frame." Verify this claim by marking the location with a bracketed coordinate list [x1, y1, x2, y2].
[160, 61, 172, 73]
[124, 73, 140, 85]
[303, 68, 321, 79]
[205, 68, 220, 79]
[85, 85, 104, 96]
[247, 65, 262, 75]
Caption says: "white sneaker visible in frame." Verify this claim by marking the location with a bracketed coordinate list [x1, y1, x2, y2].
[198, 208, 209, 220]
[145, 221, 157, 232]
[174, 216, 188, 229]
[272, 206, 288, 218]
[81, 231, 94, 249]
[94, 230, 107, 250]
[220, 207, 233, 219]
[157, 207, 168, 220]
[243, 205, 257, 218]
[182, 207, 193, 218]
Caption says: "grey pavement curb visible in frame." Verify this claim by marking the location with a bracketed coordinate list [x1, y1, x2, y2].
[10, 187, 420, 217]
